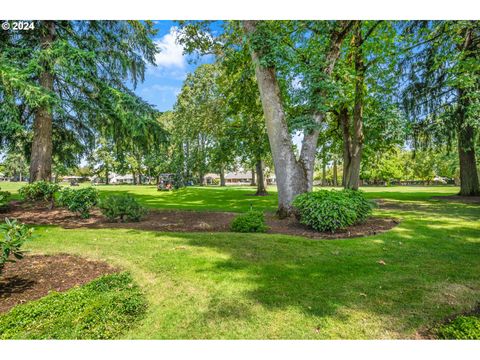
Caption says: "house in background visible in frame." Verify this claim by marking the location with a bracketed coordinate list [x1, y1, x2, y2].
[110, 174, 134, 184]
[204, 171, 276, 186]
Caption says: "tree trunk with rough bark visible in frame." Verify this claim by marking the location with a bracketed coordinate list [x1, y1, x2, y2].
[255, 159, 268, 196]
[457, 96, 480, 196]
[250, 167, 256, 186]
[29, 21, 56, 183]
[341, 22, 365, 191]
[243, 20, 350, 217]
[220, 165, 226, 186]
[456, 30, 480, 196]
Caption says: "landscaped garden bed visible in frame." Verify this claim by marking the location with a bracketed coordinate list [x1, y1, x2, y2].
[0, 254, 117, 314]
[2, 200, 399, 239]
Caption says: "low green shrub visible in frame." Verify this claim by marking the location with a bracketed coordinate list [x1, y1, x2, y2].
[58, 187, 99, 218]
[0, 188, 11, 209]
[18, 181, 60, 205]
[436, 315, 480, 340]
[99, 194, 147, 222]
[292, 189, 373, 232]
[0, 272, 147, 339]
[0, 218, 34, 274]
[230, 210, 268, 233]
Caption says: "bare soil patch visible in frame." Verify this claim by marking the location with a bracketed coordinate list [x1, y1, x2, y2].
[0, 254, 117, 314]
[3, 201, 399, 240]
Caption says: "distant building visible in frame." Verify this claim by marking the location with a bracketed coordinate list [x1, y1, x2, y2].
[204, 171, 276, 186]
[110, 174, 134, 184]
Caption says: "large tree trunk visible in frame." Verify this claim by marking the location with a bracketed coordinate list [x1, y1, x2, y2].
[220, 165, 226, 187]
[342, 22, 365, 191]
[29, 21, 56, 183]
[243, 21, 306, 217]
[255, 159, 268, 196]
[243, 20, 350, 217]
[456, 30, 480, 196]
[105, 166, 110, 185]
[250, 167, 256, 186]
[457, 113, 480, 196]
[199, 173, 205, 186]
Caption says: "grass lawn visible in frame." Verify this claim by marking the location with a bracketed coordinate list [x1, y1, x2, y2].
[0, 181, 462, 211]
[1, 182, 479, 339]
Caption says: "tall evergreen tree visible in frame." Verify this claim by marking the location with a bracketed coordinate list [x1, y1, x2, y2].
[0, 20, 160, 182]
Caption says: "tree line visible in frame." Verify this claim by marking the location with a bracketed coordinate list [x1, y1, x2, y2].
[0, 20, 479, 216]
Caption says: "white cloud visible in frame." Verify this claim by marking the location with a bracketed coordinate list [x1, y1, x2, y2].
[154, 27, 186, 69]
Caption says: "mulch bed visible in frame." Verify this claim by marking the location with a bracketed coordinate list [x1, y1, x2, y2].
[0, 254, 117, 314]
[2, 201, 399, 240]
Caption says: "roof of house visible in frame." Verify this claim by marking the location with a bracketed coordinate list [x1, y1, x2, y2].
[112, 174, 134, 180]
[225, 171, 252, 180]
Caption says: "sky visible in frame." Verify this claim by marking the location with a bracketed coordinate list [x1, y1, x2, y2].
[135, 21, 304, 151]
[134, 20, 215, 112]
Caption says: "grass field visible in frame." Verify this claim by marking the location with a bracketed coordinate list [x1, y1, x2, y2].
[0, 181, 463, 212]
[1, 182, 479, 339]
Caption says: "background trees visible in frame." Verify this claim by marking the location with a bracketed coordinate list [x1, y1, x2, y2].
[0, 20, 162, 182]
[1, 20, 478, 209]
[400, 20, 480, 195]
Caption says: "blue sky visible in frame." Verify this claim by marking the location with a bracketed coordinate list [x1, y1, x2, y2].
[134, 20, 216, 112]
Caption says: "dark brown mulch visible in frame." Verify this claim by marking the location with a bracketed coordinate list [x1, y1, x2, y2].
[0, 254, 117, 314]
[3, 201, 399, 240]
[430, 195, 480, 204]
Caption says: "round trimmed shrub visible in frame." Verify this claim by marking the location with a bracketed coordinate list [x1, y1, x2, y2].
[99, 194, 147, 222]
[58, 187, 99, 218]
[292, 189, 373, 232]
[19, 181, 60, 203]
[230, 210, 267, 233]
[0, 188, 11, 209]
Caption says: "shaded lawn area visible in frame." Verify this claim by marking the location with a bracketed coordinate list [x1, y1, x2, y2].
[10, 192, 479, 339]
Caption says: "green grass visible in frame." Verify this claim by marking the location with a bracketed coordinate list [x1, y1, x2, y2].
[0, 181, 462, 212]
[0, 182, 478, 339]
[0, 272, 146, 339]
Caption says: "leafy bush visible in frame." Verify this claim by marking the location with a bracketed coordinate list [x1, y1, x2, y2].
[292, 189, 373, 232]
[18, 181, 60, 205]
[99, 194, 147, 222]
[0, 272, 147, 339]
[0, 218, 34, 274]
[437, 315, 480, 340]
[0, 188, 11, 209]
[230, 210, 268, 233]
[58, 187, 99, 218]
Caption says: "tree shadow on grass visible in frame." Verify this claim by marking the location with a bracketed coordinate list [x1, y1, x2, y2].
[157, 214, 480, 337]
